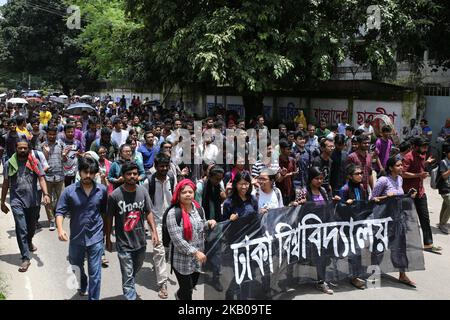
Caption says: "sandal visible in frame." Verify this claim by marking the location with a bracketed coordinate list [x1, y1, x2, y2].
[424, 246, 442, 255]
[158, 284, 168, 299]
[102, 257, 109, 268]
[18, 260, 31, 272]
[399, 277, 416, 288]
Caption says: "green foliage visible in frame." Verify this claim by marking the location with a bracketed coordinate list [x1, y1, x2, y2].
[121, 0, 450, 92]
[70, 0, 144, 82]
[0, 0, 85, 91]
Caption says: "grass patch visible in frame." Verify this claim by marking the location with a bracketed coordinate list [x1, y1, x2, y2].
[0, 273, 7, 300]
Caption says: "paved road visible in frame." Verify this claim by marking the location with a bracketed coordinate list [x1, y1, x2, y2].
[0, 177, 449, 300]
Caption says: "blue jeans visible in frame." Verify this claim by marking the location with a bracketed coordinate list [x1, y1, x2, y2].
[117, 247, 146, 300]
[12, 206, 39, 261]
[69, 241, 103, 300]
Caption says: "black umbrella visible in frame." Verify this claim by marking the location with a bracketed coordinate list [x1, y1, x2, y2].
[65, 103, 97, 115]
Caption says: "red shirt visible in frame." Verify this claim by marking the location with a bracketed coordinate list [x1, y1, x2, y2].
[276, 156, 297, 198]
[347, 151, 372, 191]
[402, 150, 426, 197]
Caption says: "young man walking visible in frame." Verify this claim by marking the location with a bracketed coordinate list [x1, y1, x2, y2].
[55, 157, 108, 300]
[1, 139, 50, 272]
[106, 161, 159, 300]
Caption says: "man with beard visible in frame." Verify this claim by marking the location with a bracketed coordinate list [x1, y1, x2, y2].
[40, 126, 65, 231]
[138, 131, 160, 179]
[347, 135, 374, 192]
[106, 161, 159, 300]
[402, 136, 441, 254]
[61, 123, 83, 187]
[55, 157, 107, 300]
[312, 138, 335, 196]
[1, 139, 50, 272]
[145, 153, 175, 299]
[90, 127, 119, 161]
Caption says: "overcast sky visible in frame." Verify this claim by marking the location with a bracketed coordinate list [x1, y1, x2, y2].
[0, 0, 6, 6]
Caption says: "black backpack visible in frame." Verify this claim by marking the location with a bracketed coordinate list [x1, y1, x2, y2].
[161, 204, 205, 273]
[148, 172, 175, 204]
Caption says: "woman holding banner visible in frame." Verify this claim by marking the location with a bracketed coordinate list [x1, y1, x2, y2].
[223, 171, 259, 299]
[300, 167, 341, 294]
[371, 155, 416, 288]
[166, 179, 217, 300]
[339, 164, 368, 290]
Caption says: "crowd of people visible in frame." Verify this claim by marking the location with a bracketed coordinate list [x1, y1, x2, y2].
[1, 94, 450, 300]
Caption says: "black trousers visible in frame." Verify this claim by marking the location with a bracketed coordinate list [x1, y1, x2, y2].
[173, 268, 200, 300]
[64, 176, 75, 187]
[414, 194, 433, 246]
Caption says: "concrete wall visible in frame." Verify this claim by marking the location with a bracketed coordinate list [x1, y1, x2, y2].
[425, 96, 450, 145]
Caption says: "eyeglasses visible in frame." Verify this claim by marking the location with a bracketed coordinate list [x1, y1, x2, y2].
[353, 172, 363, 176]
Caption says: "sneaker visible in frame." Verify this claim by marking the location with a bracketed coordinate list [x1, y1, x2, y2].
[316, 282, 334, 295]
[49, 221, 56, 231]
[158, 283, 168, 299]
[78, 289, 88, 296]
[439, 224, 449, 234]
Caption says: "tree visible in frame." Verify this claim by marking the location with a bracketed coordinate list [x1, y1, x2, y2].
[123, 0, 450, 120]
[0, 0, 86, 92]
[71, 0, 146, 84]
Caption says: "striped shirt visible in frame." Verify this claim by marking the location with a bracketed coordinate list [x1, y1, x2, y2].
[251, 159, 279, 178]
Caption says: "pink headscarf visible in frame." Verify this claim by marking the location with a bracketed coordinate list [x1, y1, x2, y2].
[171, 179, 201, 241]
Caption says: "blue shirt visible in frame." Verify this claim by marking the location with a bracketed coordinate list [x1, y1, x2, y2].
[222, 196, 258, 220]
[137, 144, 159, 170]
[55, 182, 107, 246]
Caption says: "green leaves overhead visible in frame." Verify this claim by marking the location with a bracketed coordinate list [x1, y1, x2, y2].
[1, 0, 450, 92]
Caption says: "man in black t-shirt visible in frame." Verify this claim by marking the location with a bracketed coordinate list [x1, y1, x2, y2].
[106, 161, 158, 300]
[312, 138, 334, 195]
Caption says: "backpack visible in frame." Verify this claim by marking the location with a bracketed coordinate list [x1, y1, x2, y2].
[431, 158, 449, 189]
[161, 204, 205, 273]
[148, 173, 175, 204]
[255, 187, 283, 207]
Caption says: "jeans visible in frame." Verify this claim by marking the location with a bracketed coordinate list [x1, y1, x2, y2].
[117, 246, 146, 300]
[12, 206, 39, 261]
[439, 193, 450, 226]
[173, 268, 200, 300]
[69, 241, 103, 300]
[414, 194, 433, 246]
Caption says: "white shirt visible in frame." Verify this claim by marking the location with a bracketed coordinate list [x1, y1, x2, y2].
[358, 124, 374, 135]
[111, 129, 129, 147]
[252, 188, 283, 210]
[197, 143, 219, 164]
[326, 132, 336, 140]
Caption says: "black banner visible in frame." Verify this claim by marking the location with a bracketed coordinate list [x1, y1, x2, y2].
[202, 197, 425, 300]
